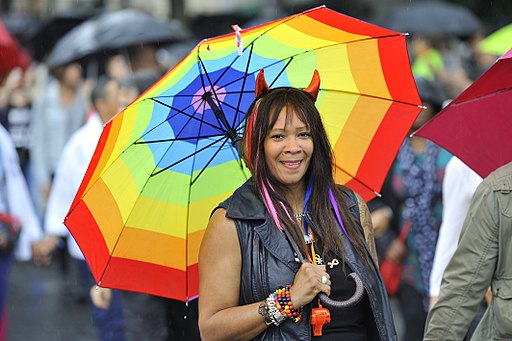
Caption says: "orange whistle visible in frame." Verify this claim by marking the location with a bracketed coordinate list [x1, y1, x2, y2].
[310, 306, 331, 336]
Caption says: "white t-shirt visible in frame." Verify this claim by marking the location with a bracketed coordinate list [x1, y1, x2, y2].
[44, 113, 103, 260]
[0, 125, 42, 260]
[429, 157, 482, 297]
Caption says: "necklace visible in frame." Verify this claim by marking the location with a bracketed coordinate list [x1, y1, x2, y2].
[293, 212, 306, 220]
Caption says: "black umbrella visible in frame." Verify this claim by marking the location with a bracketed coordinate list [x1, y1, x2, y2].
[47, 9, 191, 68]
[25, 14, 86, 61]
[382, 0, 481, 37]
[95, 9, 190, 50]
[47, 19, 97, 68]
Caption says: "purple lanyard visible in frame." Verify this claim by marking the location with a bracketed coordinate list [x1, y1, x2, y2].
[302, 178, 351, 243]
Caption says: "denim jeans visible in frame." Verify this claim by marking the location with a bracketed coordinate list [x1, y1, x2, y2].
[77, 259, 125, 341]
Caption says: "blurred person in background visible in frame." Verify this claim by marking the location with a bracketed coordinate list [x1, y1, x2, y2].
[30, 62, 88, 217]
[410, 35, 444, 82]
[424, 161, 512, 340]
[90, 70, 200, 341]
[41, 76, 125, 341]
[370, 76, 451, 341]
[127, 45, 165, 76]
[0, 67, 34, 183]
[105, 54, 132, 82]
[0, 124, 43, 341]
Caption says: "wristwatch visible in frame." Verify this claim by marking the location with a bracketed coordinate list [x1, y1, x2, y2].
[266, 296, 287, 326]
[258, 302, 273, 326]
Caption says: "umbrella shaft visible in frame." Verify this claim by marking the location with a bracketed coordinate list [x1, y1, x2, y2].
[202, 92, 241, 146]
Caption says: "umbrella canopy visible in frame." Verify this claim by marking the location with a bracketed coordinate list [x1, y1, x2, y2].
[479, 23, 512, 57]
[47, 9, 190, 68]
[94, 9, 190, 51]
[0, 18, 31, 78]
[415, 48, 512, 178]
[47, 19, 97, 68]
[382, 0, 481, 37]
[25, 14, 86, 62]
[64, 6, 421, 301]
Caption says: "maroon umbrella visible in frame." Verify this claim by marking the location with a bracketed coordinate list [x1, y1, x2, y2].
[0, 19, 30, 78]
[415, 48, 512, 178]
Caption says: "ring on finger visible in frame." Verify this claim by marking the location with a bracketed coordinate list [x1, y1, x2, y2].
[321, 275, 328, 284]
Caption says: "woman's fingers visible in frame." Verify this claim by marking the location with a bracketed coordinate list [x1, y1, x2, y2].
[290, 263, 331, 307]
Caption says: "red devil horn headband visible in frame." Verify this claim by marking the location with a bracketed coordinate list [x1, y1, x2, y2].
[254, 69, 320, 101]
[304, 70, 320, 101]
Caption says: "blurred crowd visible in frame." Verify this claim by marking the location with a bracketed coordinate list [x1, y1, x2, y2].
[0, 2, 511, 341]
[0, 7, 202, 341]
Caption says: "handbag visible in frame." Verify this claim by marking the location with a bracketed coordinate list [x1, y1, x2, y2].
[379, 221, 411, 296]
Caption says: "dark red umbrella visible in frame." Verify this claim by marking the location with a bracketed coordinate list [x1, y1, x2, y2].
[0, 19, 30, 78]
[415, 48, 512, 178]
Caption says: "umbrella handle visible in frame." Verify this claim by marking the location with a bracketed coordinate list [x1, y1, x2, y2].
[318, 272, 365, 309]
[283, 227, 365, 309]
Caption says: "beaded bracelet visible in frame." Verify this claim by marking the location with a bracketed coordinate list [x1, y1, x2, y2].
[272, 285, 303, 323]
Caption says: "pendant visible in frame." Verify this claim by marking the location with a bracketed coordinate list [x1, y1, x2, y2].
[314, 253, 324, 265]
[328, 258, 339, 268]
[304, 233, 314, 244]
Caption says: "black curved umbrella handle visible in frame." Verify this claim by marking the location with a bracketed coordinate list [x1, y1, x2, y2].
[318, 272, 364, 309]
[283, 228, 365, 309]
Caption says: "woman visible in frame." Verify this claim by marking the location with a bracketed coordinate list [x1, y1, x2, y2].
[198, 70, 396, 340]
[30, 62, 87, 215]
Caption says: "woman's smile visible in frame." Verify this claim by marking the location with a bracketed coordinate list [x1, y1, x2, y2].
[280, 159, 302, 169]
[264, 106, 313, 188]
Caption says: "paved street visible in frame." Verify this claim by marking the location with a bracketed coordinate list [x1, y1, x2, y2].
[7, 258, 96, 341]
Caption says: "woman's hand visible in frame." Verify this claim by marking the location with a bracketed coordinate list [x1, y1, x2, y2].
[385, 239, 407, 263]
[289, 262, 330, 308]
[370, 207, 392, 237]
[89, 286, 112, 309]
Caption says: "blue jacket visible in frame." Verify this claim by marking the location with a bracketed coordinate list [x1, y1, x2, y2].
[217, 180, 397, 340]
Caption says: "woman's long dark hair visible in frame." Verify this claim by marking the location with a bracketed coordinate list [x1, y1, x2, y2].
[241, 87, 369, 261]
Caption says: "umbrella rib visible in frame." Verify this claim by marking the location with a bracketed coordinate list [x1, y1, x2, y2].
[230, 43, 255, 128]
[448, 86, 512, 106]
[134, 133, 225, 144]
[153, 89, 255, 100]
[267, 57, 294, 89]
[190, 136, 232, 185]
[151, 134, 227, 176]
[327, 88, 421, 108]
[334, 164, 381, 197]
[151, 98, 225, 133]
[197, 57, 232, 130]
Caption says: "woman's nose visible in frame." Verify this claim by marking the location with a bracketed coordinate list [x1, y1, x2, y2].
[284, 136, 300, 153]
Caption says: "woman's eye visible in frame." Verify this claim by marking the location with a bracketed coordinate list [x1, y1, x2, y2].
[270, 134, 285, 140]
[298, 131, 311, 138]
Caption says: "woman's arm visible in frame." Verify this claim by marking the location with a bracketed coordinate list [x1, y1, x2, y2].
[199, 208, 331, 341]
[198, 208, 268, 341]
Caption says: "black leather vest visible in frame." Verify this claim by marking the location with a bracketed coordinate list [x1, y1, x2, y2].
[217, 180, 398, 341]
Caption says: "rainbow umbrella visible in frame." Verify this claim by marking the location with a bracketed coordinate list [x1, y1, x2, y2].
[65, 6, 421, 301]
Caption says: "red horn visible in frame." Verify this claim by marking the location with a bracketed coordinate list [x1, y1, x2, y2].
[255, 69, 270, 98]
[304, 70, 320, 101]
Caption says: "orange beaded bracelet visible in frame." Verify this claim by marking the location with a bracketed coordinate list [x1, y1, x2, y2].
[272, 285, 302, 323]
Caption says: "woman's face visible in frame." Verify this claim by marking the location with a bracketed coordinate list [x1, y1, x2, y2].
[264, 106, 313, 189]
